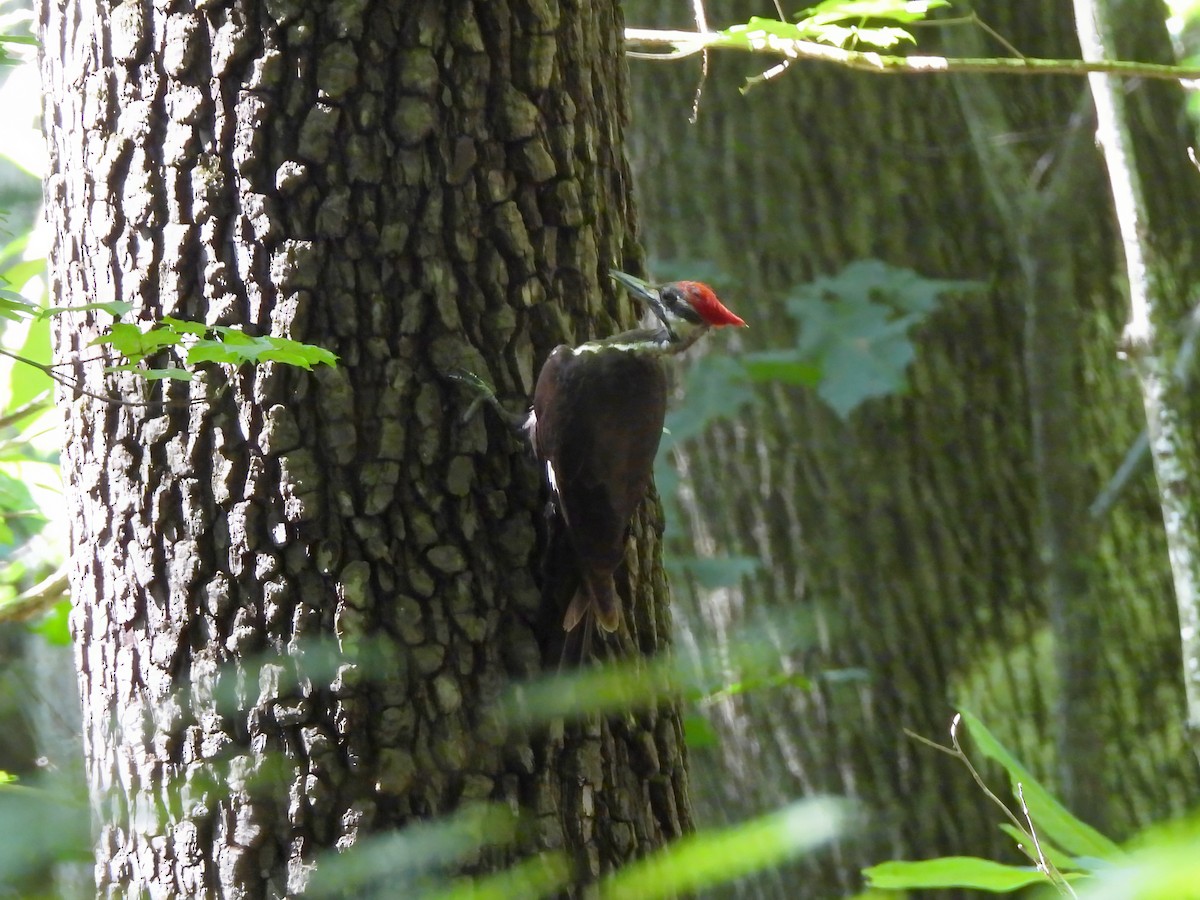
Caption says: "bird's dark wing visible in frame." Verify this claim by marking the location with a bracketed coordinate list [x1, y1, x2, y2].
[532, 345, 666, 568]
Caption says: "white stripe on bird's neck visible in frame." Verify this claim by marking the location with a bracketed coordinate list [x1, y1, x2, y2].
[568, 322, 707, 357]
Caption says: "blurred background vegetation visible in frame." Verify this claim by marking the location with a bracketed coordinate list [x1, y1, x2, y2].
[0, 1, 89, 896]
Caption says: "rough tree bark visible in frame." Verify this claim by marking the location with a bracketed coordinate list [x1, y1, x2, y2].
[38, 0, 691, 895]
[624, 0, 1200, 895]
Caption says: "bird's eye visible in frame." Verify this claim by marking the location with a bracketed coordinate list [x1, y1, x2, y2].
[665, 286, 703, 324]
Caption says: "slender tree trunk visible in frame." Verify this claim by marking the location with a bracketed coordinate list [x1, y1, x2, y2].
[624, 0, 1200, 895]
[38, 0, 691, 895]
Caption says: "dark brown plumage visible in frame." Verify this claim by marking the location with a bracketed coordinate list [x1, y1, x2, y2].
[528, 330, 669, 634]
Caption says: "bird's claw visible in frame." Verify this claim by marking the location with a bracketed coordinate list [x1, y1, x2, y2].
[447, 368, 496, 397]
[448, 368, 499, 423]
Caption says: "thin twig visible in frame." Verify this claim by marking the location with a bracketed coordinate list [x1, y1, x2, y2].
[909, 11, 1027, 60]
[945, 716, 1031, 839]
[0, 346, 218, 409]
[1017, 783, 1080, 898]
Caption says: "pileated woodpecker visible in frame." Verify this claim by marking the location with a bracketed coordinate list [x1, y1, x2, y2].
[526, 270, 746, 639]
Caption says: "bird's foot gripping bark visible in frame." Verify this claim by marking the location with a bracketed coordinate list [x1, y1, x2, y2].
[447, 369, 527, 433]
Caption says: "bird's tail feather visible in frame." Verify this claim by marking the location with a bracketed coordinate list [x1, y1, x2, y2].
[562, 572, 620, 634]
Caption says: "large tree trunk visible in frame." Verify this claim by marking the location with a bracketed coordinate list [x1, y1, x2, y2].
[38, 0, 691, 895]
[624, 0, 1200, 895]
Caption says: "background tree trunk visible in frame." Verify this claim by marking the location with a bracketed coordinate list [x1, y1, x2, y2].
[624, 0, 1200, 895]
[38, 0, 691, 895]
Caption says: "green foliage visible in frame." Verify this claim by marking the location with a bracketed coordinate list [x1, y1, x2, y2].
[661, 258, 976, 449]
[2, 280, 337, 385]
[0, 11, 35, 69]
[304, 805, 550, 899]
[498, 618, 813, 727]
[602, 798, 849, 898]
[866, 857, 1063, 891]
[0, 467, 41, 545]
[864, 712, 1120, 894]
[26, 598, 70, 645]
[228, 632, 840, 896]
[0, 288, 35, 321]
[1079, 817, 1200, 899]
[663, 356, 755, 448]
[90, 316, 339, 380]
[0, 250, 40, 323]
[682, 713, 720, 748]
[956, 710, 1120, 860]
[722, 0, 950, 52]
[654, 258, 975, 544]
[300, 792, 846, 899]
[782, 260, 980, 418]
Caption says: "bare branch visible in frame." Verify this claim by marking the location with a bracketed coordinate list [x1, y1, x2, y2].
[0, 346, 218, 409]
[1074, 0, 1200, 762]
[0, 567, 69, 623]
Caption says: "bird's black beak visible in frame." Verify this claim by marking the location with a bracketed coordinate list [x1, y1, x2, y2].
[609, 269, 675, 338]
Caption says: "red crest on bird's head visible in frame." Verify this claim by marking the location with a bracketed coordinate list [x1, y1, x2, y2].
[677, 282, 747, 328]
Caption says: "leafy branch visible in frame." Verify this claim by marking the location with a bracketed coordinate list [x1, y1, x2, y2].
[0, 296, 338, 407]
[866, 712, 1120, 894]
[625, 0, 1200, 85]
[92, 316, 338, 381]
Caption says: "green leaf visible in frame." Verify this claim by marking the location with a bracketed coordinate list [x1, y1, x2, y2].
[741, 350, 823, 386]
[40, 299, 132, 319]
[722, 18, 809, 48]
[724, 2, 949, 51]
[160, 316, 210, 336]
[662, 355, 754, 447]
[188, 330, 338, 369]
[784, 259, 979, 419]
[208, 325, 255, 343]
[144, 367, 195, 382]
[267, 335, 339, 368]
[28, 600, 72, 647]
[1, 256, 45, 292]
[809, 24, 915, 48]
[0, 468, 37, 518]
[91, 322, 183, 361]
[793, 293, 917, 418]
[423, 854, 570, 900]
[682, 713, 719, 749]
[186, 338, 238, 366]
[304, 805, 519, 897]
[0, 290, 36, 320]
[1081, 816, 1200, 899]
[865, 857, 1051, 891]
[9, 314, 51, 411]
[957, 710, 1122, 861]
[106, 363, 194, 382]
[696, 669, 814, 704]
[602, 798, 849, 899]
[799, 0, 949, 25]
